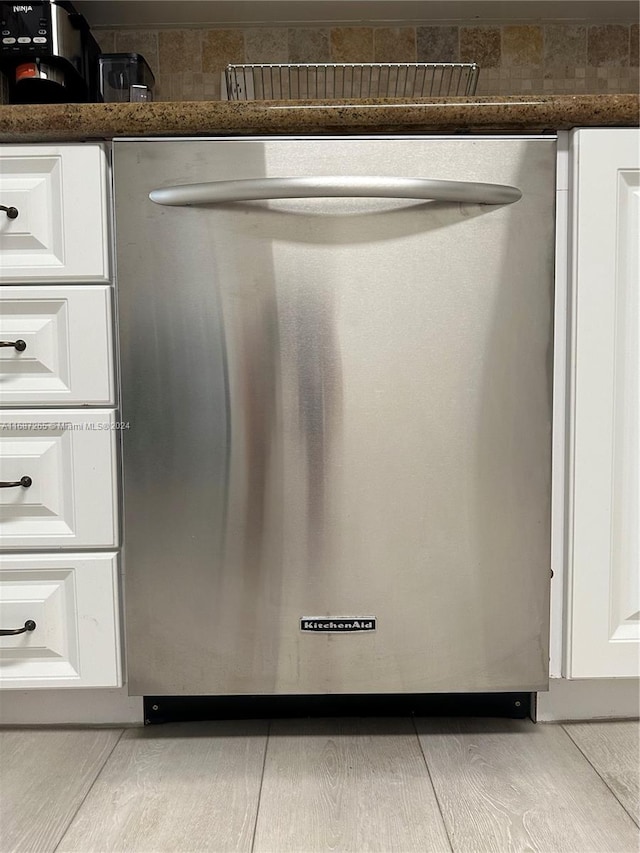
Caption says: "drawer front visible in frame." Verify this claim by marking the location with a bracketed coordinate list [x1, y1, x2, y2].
[0, 409, 118, 549]
[0, 285, 114, 406]
[0, 552, 121, 689]
[0, 145, 109, 283]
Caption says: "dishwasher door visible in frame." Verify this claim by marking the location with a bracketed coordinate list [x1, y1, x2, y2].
[114, 136, 556, 696]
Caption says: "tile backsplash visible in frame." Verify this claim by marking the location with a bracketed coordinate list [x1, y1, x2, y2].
[95, 22, 640, 101]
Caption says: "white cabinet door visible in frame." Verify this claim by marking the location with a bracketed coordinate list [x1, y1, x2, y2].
[0, 144, 109, 283]
[0, 285, 114, 406]
[0, 552, 121, 689]
[568, 128, 640, 678]
[0, 409, 118, 549]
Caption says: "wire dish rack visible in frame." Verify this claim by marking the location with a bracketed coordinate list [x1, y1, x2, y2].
[224, 62, 480, 101]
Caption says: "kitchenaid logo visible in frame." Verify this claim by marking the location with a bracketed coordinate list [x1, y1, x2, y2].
[13, 6, 34, 12]
[300, 618, 376, 633]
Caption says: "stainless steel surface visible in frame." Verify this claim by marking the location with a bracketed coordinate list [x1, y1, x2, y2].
[150, 176, 522, 207]
[225, 62, 480, 100]
[114, 136, 556, 696]
[49, 3, 82, 66]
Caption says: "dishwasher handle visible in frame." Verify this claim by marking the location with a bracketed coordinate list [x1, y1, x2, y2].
[149, 176, 522, 207]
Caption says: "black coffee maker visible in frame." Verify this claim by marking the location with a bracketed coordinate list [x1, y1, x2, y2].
[0, 0, 100, 102]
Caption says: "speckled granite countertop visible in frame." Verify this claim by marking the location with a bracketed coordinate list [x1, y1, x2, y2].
[0, 94, 637, 141]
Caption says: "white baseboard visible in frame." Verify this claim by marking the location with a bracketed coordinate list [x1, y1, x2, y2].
[536, 678, 640, 722]
[2, 680, 637, 726]
[0, 687, 143, 726]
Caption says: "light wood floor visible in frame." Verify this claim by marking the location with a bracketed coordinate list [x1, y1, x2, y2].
[0, 718, 638, 853]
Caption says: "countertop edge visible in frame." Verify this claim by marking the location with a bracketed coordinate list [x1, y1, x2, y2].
[0, 94, 638, 142]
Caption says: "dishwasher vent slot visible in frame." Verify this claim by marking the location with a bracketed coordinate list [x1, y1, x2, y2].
[225, 62, 480, 101]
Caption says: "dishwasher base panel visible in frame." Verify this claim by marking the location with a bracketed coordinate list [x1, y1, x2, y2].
[142, 692, 533, 724]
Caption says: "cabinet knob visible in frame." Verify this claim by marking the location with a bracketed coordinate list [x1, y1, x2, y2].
[0, 340, 27, 352]
[0, 476, 32, 488]
[0, 205, 19, 220]
[0, 620, 36, 637]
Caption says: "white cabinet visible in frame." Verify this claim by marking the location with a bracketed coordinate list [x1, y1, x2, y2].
[0, 143, 122, 701]
[0, 552, 121, 689]
[0, 145, 109, 283]
[567, 128, 640, 678]
[0, 409, 118, 550]
[0, 285, 114, 406]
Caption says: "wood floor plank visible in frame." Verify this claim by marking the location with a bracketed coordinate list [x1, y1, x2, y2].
[0, 727, 122, 853]
[564, 720, 640, 826]
[56, 721, 268, 853]
[253, 717, 452, 853]
[415, 718, 640, 853]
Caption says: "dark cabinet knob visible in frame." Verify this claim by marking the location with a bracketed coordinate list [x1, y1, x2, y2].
[0, 205, 19, 220]
[0, 620, 36, 636]
[0, 476, 32, 488]
[0, 340, 27, 352]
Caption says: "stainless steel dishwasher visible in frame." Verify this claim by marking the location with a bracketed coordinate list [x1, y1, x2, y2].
[113, 136, 556, 696]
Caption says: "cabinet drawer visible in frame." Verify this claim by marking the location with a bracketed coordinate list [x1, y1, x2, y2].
[0, 285, 114, 406]
[0, 145, 109, 283]
[0, 552, 121, 689]
[0, 409, 118, 549]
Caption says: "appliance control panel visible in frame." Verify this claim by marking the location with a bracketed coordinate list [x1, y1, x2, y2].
[1, 4, 50, 54]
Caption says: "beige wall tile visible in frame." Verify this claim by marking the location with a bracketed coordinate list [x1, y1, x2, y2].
[544, 25, 586, 72]
[460, 27, 501, 68]
[330, 28, 374, 62]
[181, 71, 195, 99]
[288, 28, 330, 62]
[114, 30, 159, 78]
[94, 29, 116, 53]
[244, 28, 288, 62]
[168, 73, 184, 100]
[588, 25, 629, 66]
[630, 23, 639, 67]
[374, 28, 416, 62]
[154, 74, 169, 101]
[158, 29, 201, 74]
[185, 72, 209, 100]
[416, 27, 459, 62]
[103, 20, 637, 99]
[204, 73, 221, 100]
[202, 29, 244, 73]
[503, 25, 543, 67]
